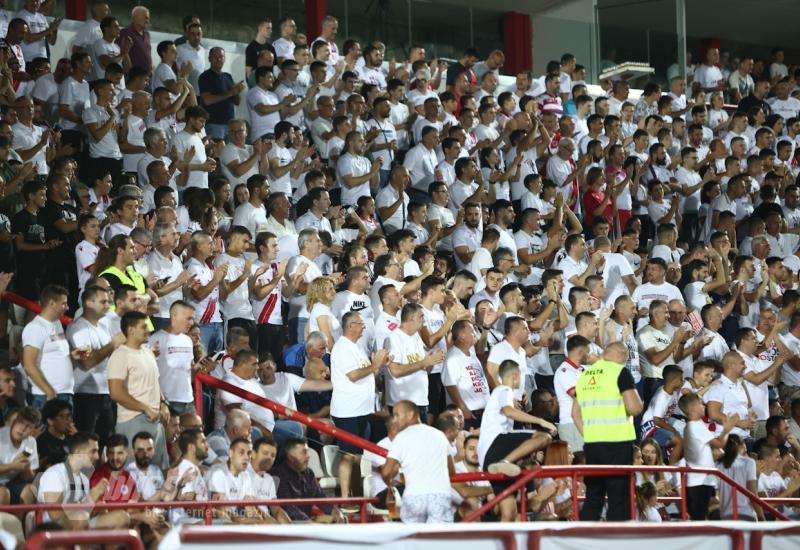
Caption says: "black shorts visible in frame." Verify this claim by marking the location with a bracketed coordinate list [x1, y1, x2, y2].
[427, 373, 446, 416]
[332, 415, 372, 454]
[483, 430, 536, 493]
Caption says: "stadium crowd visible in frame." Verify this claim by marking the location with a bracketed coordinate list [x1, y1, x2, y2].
[0, 0, 799, 541]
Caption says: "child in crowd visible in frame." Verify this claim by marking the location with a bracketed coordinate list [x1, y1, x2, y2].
[640, 365, 684, 463]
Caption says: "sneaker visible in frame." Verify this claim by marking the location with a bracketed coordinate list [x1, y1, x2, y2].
[488, 461, 521, 477]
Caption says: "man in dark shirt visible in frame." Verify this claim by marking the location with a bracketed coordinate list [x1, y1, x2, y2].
[446, 47, 479, 91]
[39, 173, 79, 307]
[199, 46, 245, 141]
[245, 20, 276, 78]
[271, 437, 344, 522]
[738, 78, 772, 119]
[11, 180, 57, 302]
[118, 6, 152, 73]
[36, 398, 75, 471]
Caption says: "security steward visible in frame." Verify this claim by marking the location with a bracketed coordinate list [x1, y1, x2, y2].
[572, 342, 643, 521]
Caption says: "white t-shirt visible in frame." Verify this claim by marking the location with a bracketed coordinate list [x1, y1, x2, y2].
[307, 303, 341, 340]
[387, 424, 451, 496]
[22, 315, 73, 395]
[554, 359, 584, 425]
[422, 305, 447, 375]
[718, 455, 757, 519]
[250, 259, 283, 326]
[0, 426, 38, 484]
[740, 350, 772, 421]
[89, 37, 121, 81]
[704, 374, 750, 438]
[37, 462, 90, 521]
[331, 290, 374, 354]
[636, 325, 674, 379]
[58, 76, 91, 131]
[232, 202, 269, 238]
[477, 385, 515, 467]
[125, 463, 164, 501]
[337, 152, 373, 206]
[558, 255, 589, 302]
[247, 85, 281, 140]
[149, 330, 194, 403]
[684, 419, 717, 486]
[218, 370, 275, 431]
[146, 250, 185, 319]
[152, 62, 178, 91]
[122, 113, 147, 172]
[173, 130, 209, 188]
[220, 143, 259, 186]
[66, 316, 112, 395]
[330, 336, 377, 417]
[641, 387, 679, 433]
[11, 121, 47, 174]
[215, 253, 255, 321]
[488, 340, 528, 400]
[205, 463, 252, 511]
[602, 251, 635, 305]
[374, 310, 400, 351]
[82, 104, 123, 159]
[261, 372, 304, 411]
[385, 328, 428, 406]
[267, 144, 294, 195]
[442, 346, 489, 411]
[184, 257, 221, 324]
[171, 459, 208, 523]
[75, 240, 99, 292]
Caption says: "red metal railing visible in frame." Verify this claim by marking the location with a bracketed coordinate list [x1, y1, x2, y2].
[195, 372, 389, 457]
[453, 465, 790, 522]
[26, 529, 144, 550]
[1, 291, 74, 325]
[0, 496, 377, 527]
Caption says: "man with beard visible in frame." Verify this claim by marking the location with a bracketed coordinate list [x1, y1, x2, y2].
[171, 428, 209, 524]
[247, 437, 291, 523]
[37, 432, 130, 529]
[205, 438, 264, 523]
[90, 433, 168, 536]
[452, 434, 493, 519]
[126, 431, 182, 502]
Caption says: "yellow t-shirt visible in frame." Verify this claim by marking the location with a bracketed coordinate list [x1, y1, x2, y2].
[107, 344, 161, 423]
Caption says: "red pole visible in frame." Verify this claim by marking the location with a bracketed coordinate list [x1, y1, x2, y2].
[572, 472, 579, 520]
[520, 483, 527, 520]
[1, 292, 73, 325]
[194, 376, 203, 418]
[204, 503, 212, 526]
[461, 472, 535, 523]
[360, 500, 367, 523]
[629, 472, 637, 520]
[680, 472, 688, 520]
[732, 487, 739, 520]
[196, 372, 389, 457]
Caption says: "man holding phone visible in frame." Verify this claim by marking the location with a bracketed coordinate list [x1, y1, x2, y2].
[0, 406, 40, 505]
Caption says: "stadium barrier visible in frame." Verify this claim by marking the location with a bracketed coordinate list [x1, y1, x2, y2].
[0, 497, 377, 527]
[26, 529, 144, 550]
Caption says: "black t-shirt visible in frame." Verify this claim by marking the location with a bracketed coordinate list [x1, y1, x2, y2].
[198, 69, 236, 124]
[738, 94, 772, 118]
[39, 199, 78, 264]
[245, 40, 276, 69]
[37, 431, 69, 470]
[10, 208, 45, 273]
[617, 367, 636, 393]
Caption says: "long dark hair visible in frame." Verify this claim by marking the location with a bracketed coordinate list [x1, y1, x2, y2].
[721, 434, 744, 469]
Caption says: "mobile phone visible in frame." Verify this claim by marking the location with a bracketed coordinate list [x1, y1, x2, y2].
[22, 450, 31, 457]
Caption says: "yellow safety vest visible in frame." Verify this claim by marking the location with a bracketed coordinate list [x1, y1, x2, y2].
[99, 265, 154, 331]
[575, 359, 635, 443]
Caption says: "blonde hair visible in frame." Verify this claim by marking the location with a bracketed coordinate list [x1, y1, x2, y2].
[306, 276, 335, 311]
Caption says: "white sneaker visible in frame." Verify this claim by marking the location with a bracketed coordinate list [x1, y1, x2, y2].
[488, 461, 521, 477]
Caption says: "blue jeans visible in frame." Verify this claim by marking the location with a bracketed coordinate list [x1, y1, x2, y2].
[200, 322, 224, 355]
[28, 393, 73, 410]
[273, 419, 304, 449]
[288, 317, 308, 345]
[205, 123, 229, 140]
[643, 377, 664, 411]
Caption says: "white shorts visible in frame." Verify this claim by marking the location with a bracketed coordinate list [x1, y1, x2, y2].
[400, 493, 454, 524]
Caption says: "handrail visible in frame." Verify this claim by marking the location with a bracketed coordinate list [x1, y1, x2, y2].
[195, 372, 390, 457]
[1, 291, 74, 325]
[26, 529, 144, 550]
[453, 465, 789, 522]
[0, 496, 377, 527]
